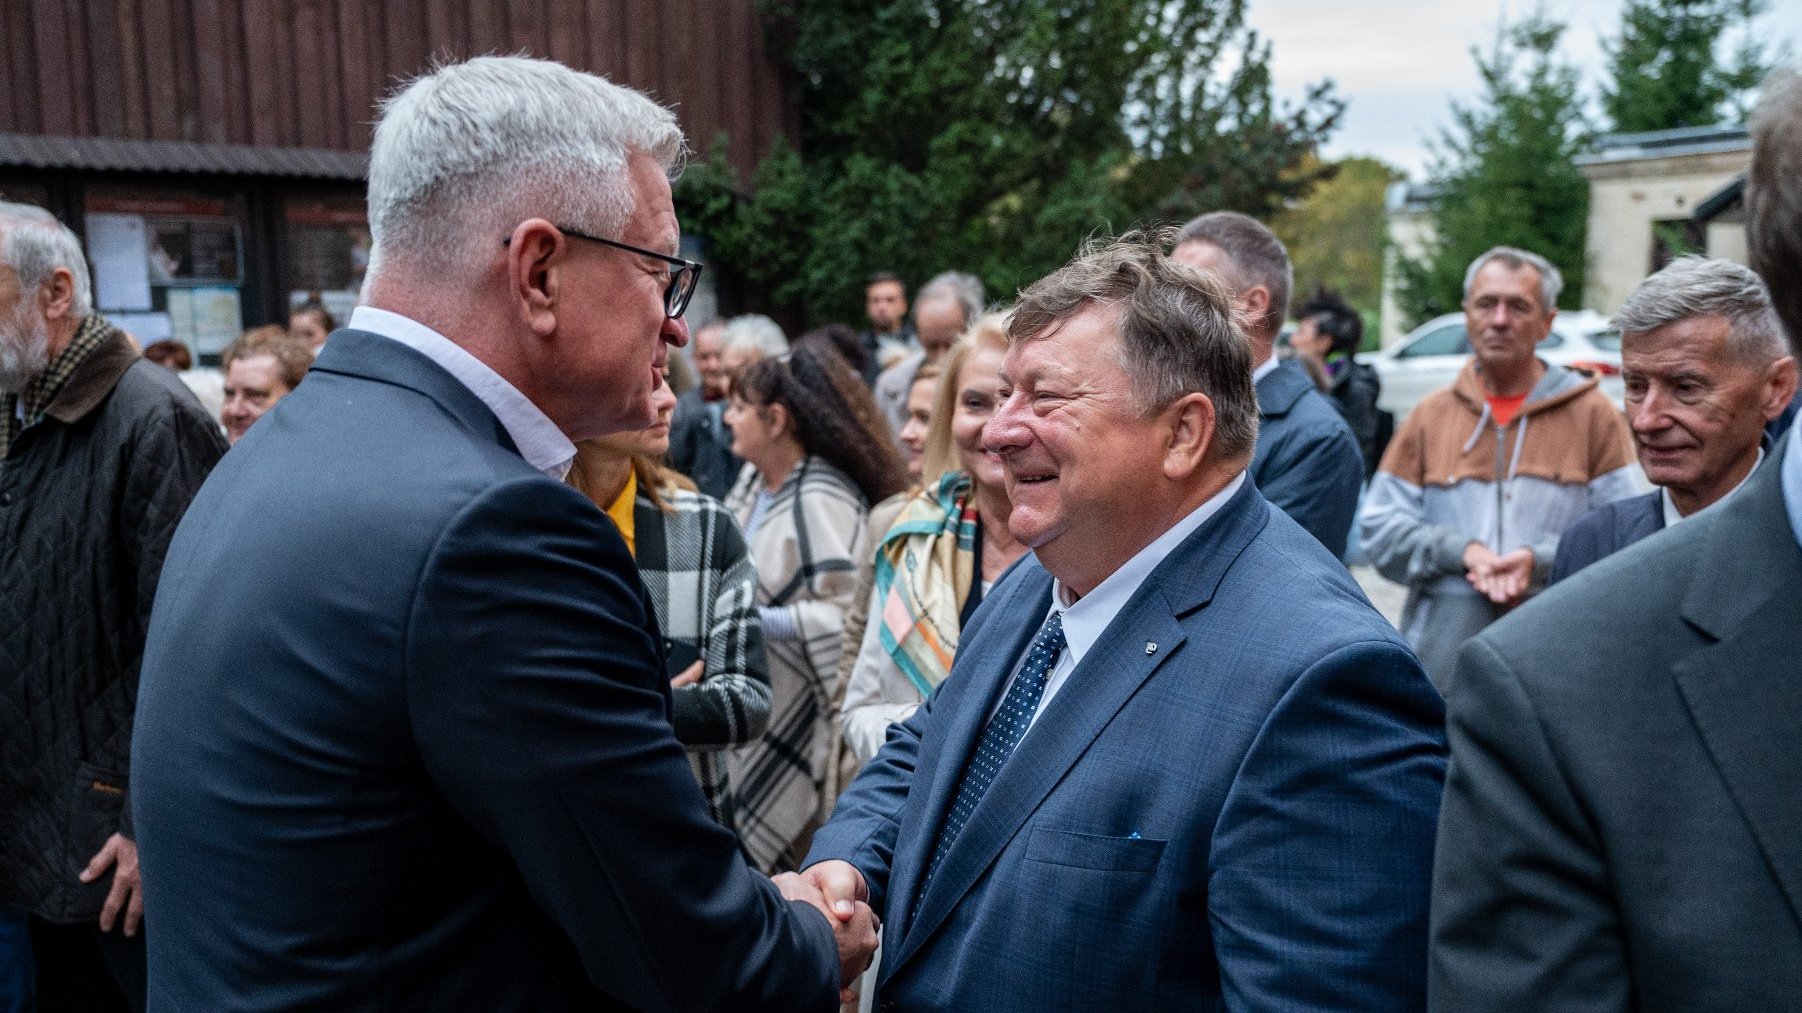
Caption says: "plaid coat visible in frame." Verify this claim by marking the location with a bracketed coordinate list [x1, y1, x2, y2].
[633, 487, 771, 831]
[725, 457, 869, 871]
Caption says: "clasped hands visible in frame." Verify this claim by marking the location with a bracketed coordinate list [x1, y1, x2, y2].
[1463, 542, 1534, 606]
[773, 861, 877, 1004]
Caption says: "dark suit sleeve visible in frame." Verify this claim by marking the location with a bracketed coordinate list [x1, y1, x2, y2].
[1428, 635, 1629, 1012]
[799, 683, 935, 919]
[1211, 639, 1446, 1011]
[1259, 420, 1365, 558]
[406, 477, 838, 1013]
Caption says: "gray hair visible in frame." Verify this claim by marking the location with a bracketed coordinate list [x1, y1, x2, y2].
[1748, 66, 1802, 354]
[1009, 229, 1259, 459]
[722, 314, 788, 358]
[916, 270, 985, 327]
[1463, 246, 1563, 311]
[365, 55, 686, 279]
[1614, 256, 1787, 364]
[1173, 212, 1291, 340]
[0, 201, 93, 318]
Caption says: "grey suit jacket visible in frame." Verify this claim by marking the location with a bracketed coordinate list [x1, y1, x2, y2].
[1430, 433, 1802, 1011]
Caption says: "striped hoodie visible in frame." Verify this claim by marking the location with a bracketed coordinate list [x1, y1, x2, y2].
[1359, 358, 1640, 690]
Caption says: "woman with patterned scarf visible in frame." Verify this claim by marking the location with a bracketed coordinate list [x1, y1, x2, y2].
[841, 313, 1028, 762]
[722, 344, 906, 871]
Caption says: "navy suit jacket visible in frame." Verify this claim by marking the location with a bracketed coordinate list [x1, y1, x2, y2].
[1547, 490, 1663, 585]
[134, 330, 837, 1012]
[807, 478, 1447, 1011]
[1253, 360, 1365, 558]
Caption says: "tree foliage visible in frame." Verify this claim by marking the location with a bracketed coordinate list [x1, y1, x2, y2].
[1273, 154, 1402, 329]
[1602, 0, 1771, 133]
[677, 0, 1343, 325]
[1394, 13, 1591, 328]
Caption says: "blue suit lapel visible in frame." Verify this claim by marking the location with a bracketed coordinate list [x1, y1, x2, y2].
[886, 478, 1274, 977]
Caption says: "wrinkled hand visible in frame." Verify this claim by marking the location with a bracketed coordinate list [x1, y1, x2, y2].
[777, 863, 878, 1003]
[1465, 543, 1533, 606]
[670, 660, 704, 688]
[80, 833, 142, 936]
[1481, 548, 1534, 606]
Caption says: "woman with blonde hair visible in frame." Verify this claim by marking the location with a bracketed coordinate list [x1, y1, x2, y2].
[840, 312, 1027, 761]
[567, 375, 770, 831]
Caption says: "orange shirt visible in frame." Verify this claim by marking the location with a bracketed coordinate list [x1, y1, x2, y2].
[1486, 391, 1528, 428]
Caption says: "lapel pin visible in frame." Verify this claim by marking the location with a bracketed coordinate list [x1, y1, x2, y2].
[1145, 642, 1157, 655]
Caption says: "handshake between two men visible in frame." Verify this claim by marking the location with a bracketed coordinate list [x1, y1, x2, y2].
[773, 864, 879, 1004]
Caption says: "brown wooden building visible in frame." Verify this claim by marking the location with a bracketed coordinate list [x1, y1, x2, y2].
[0, 0, 792, 360]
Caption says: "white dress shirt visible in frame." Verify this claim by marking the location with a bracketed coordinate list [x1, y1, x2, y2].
[348, 306, 576, 480]
[1252, 352, 1281, 386]
[1659, 447, 1763, 528]
[993, 471, 1248, 733]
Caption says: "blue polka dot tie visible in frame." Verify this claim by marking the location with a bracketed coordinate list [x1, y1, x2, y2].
[917, 609, 1067, 904]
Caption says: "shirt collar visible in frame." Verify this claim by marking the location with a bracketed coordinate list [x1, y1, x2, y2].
[1660, 445, 1765, 527]
[1050, 471, 1247, 664]
[1251, 352, 1280, 386]
[348, 306, 576, 480]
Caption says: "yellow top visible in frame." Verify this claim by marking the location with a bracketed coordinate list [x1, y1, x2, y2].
[604, 470, 638, 557]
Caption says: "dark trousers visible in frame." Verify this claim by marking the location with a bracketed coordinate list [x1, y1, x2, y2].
[0, 910, 29, 1013]
[26, 919, 145, 1013]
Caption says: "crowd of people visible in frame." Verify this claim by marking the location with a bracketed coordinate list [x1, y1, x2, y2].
[1, 53, 1800, 1012]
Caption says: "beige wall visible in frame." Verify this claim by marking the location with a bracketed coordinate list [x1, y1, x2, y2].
[1581, 149, 1749, 316]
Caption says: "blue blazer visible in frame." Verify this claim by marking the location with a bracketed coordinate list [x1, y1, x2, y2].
[133, 330, 836, 1012]
[807, 478, 1447, 1011]
[1253, 360, 1365, 558]
[1547, 490, 1663, 586]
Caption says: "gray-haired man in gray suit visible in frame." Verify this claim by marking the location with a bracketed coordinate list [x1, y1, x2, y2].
[1429, 66, 1802, 1011]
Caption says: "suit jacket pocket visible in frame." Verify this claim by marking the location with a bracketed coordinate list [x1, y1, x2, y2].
[1025, 827, 1165, 873]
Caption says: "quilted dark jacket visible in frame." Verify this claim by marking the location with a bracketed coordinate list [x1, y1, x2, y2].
[0, 324, 226, 922]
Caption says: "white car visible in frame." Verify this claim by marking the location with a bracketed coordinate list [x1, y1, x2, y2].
[1362, 310, 1624, 418]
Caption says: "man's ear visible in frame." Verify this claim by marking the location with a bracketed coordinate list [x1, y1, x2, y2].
[505, 219, 565, 338]
[1162, 392, 1215, 481]
[1762, 356, 1799, 421]
[1240, 284, 1272, 331]
[39, 266, 77, 323]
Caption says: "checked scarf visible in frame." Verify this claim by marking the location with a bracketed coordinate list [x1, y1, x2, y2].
[873, 471, 979, 697]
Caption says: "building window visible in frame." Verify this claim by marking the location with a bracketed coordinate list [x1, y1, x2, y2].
[1650, 217, 1704, 273]
[85, 188, 249, 362]
[284, 193, 369, 328]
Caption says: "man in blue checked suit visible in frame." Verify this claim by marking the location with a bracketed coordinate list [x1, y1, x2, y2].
[800, 233, 1447, 1010]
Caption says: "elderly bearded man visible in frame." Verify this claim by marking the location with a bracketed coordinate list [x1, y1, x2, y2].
[796, 232, 1446, 1011]
[132, 57, 874, 1013]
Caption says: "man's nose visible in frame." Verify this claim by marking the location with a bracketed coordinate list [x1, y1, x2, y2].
[983, 393, 1029, 454]
[663, 313, 690, 348]
[1629, 388, 1670, 433]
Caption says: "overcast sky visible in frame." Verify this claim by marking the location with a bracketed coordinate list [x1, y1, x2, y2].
[1250, 0, 1802, 179]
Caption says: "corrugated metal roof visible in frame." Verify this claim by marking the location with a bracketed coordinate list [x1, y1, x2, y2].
[1576, 124, 1751, 166]
[0, 133, 367, 180]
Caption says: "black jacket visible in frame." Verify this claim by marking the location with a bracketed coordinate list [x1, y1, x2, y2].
[1326, 358, 1384, 479]
[0, 325, 225, 922]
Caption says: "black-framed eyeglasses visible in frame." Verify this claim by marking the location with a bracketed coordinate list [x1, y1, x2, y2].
[503, 224, 703, 319]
